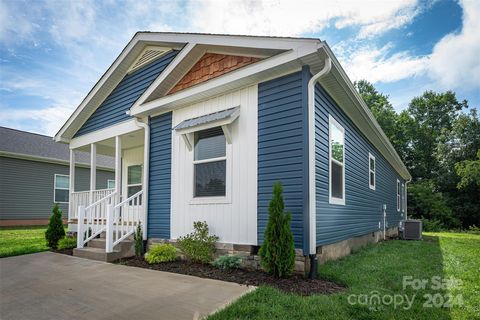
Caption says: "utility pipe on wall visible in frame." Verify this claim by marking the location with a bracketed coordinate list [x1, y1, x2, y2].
[307, 53, 332, 278]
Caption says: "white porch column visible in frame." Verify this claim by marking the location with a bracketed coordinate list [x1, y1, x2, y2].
[68, 149, 75, 221]
[90, 143, 96, 203]
[115, 136, 122, 205]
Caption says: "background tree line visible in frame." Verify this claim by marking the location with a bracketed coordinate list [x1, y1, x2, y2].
[355, 80, 480, 231]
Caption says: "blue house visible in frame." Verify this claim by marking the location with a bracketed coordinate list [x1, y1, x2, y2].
[55, 33, 410, 270]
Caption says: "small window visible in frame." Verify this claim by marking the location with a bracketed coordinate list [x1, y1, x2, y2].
[193, 127, 226, 198]
[127, 165, 142, 198]
[107, 180, 115, 189]
[401, 183, 405, 212]
[329, 116, 345, 205]
[54, 174, 69, 203]
[396, 179, 401, 211]
[369, 153, 376, 190]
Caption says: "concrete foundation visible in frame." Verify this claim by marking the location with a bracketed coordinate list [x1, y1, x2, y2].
[148, 227, 399, 276]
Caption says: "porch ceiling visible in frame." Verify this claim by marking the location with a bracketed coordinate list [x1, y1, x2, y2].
[75, 129, 144, 157]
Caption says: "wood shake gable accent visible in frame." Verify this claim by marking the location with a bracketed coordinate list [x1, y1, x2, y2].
[168, 53, 261, 95]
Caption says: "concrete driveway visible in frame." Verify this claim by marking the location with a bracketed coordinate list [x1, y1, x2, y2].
[0, 252, 252, 320]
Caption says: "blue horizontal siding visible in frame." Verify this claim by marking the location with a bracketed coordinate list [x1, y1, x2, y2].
[258, 70, 308, 249]
[147, 112, 172, 239]
[75, 51, 178, 137]
[315, 83, 406, 246]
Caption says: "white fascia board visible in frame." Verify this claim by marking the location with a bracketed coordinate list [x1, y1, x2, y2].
[320, 44, 411, 180]
[130, 43, 197, 112]
[69, 119, 140, 150]
[137, 32, 320, 51]
[0, 151, 114, 171]
[131, 47, 319, 117]
[54, 34, 144, 142]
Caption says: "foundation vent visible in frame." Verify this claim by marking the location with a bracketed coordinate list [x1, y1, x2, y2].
[129, 46, 171, 73]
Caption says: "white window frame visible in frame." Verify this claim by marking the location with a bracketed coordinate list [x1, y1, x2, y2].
[369, 153, 376, 190]
[329, 115, 345, 205]
[107, 179, 115, 189]
[396, 179, 401, 212]
[54, 174, 69, 203]
[401, 183, 405, 213]
[190, 127, 231, 204]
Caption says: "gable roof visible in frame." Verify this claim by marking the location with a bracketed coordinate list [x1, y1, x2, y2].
[54, 32, 410, 180]
[0, 127, 114, 169]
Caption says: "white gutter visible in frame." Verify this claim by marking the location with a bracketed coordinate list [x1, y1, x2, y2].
[308, 55, 332, 255]
[133, 116, 150, 240]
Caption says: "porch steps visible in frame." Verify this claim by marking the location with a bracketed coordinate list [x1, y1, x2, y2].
[73, 234, 135, 263]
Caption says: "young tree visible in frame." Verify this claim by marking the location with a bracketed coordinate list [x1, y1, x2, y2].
[259, 182, 295, 278]
[45, 204, 65, 249]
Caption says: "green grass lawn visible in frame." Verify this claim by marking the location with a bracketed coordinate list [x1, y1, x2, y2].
[0, 226, 50, 258]
[210, 232, 480, 320]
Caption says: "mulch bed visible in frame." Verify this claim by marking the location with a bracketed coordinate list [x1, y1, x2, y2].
[51, 248, 74, 256]
[116, 257, 345, 296]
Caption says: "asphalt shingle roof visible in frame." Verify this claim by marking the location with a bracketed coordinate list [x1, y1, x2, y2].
[0, 127, 114, 168]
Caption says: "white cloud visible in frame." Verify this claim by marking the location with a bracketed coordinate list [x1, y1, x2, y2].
[335, 43, 429, 83]
[187, 0, 419, 37]
[0, 105, 73, 136]
[428, 0, 480, 91]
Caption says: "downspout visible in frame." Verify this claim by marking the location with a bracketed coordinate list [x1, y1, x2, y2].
[307, 54, 332, 278]
[133, 116, 150, 249]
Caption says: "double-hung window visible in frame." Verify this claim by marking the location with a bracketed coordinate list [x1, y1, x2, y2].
[396, 179, 401, 211]
[54, 174, 69, 203]
[369, 153, 376, 190]
[193, 127, 226, 198]
[329, 116, 345, 205]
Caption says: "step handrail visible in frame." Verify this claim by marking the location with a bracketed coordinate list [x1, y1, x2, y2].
[106, 190, 144, 253]
[77, 191, 118, 249]
[85, 191, 117, 210]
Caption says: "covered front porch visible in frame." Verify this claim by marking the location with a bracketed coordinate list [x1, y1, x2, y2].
[68, 120, 149, 253]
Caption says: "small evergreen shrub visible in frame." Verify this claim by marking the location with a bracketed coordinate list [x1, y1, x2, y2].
[259, 182, 296, 278]
[133, 223, 144, 257]
[177, 221, 219, 263]
[58, 236, 77, 250]
[45, 204, 65, 249]
[145, 244, 177, 264]
[212, 255, 242, 270]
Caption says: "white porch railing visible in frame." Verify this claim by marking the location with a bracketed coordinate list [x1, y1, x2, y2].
[70, 188, 115, 220]
[106, 190, 144, 253]
[77, 191, 117, 249]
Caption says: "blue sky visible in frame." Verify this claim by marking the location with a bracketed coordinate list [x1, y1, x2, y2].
[0, 0, 479, 136]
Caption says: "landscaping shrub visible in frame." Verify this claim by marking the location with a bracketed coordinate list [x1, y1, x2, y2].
[212, 254, 242, 270]
[145, 243, 177, 264]
[133, 223, 144, 257]
[177, 221, 219, 263]
[259, 182, 295, 278]
[45, 204, 65, 249]
[58, 236, 77, 250]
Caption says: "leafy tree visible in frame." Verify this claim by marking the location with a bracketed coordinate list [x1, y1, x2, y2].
[259, 182, 295, 278]
[407, 181, 460, 229]
[45, 204, 65, 249]
[455, 150, 480, 189]
[355, 80, 398, 144]
[406, 90, 467, 180]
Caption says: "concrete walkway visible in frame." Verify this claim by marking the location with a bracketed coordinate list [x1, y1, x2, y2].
[0, 252, 253, 320]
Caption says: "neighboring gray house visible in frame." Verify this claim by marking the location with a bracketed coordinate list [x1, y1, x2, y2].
[0, 127, 114, 226]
